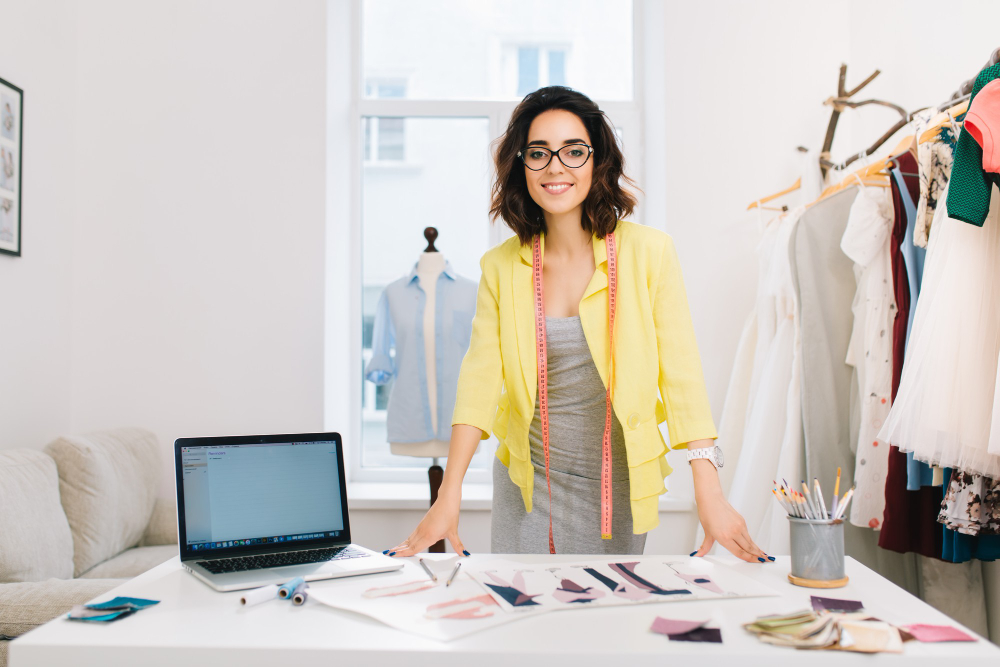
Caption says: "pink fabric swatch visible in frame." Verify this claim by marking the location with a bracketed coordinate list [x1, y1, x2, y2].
[902, 624, 976, 643]
[651, 617, 708, 636]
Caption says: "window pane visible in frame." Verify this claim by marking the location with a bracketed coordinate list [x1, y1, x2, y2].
[361, 116, 497, 470]
[362, 0, 633, 101]
[517, 47, 539, 98]
[549, 50, 566, 86]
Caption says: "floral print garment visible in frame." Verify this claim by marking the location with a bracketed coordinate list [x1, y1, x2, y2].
[913, 107, 967, 248]
[939, 469, 1000, 536]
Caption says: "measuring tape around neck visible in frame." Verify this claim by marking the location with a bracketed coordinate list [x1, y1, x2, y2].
[532, 232, 618, 554]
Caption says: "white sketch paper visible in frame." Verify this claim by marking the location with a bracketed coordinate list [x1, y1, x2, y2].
[465, 557, 779, 614]
[309, 557, 543, 642]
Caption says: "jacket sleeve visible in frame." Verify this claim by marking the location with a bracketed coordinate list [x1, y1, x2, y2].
[652, 235, 718, 449]
[364, 289, 395, 385]
[451, 253, 504, 437]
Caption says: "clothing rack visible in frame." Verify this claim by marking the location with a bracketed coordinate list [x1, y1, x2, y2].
[819, 47, 1000, 173]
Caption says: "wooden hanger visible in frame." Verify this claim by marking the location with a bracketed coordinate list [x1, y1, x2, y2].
[808, 135, 913, 208]
[807, 173, 890, 208]
[747, 177, 801, 211]
[918, 99, 969, 144]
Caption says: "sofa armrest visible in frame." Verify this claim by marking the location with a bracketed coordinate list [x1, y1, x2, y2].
[139, 497, 177, 547]
[0, 578, 123, 639]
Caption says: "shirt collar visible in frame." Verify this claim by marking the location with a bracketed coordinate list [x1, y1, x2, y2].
[407, 258, 457, 284]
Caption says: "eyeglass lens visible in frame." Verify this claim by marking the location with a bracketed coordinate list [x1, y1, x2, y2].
[521, 145, 590, 170]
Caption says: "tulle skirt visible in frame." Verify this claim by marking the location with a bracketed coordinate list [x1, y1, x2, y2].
[877, 184, 1000, 478]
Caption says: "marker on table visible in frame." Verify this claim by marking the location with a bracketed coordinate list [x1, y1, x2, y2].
[418, 558, 438, 583]
[445, 561, 462, 587]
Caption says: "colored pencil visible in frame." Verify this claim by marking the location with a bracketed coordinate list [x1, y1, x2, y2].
[833, 487, 856, 521]
[814, 478, 829, 520]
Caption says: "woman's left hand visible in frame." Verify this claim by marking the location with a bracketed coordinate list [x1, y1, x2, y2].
[689, 456, 771, 563]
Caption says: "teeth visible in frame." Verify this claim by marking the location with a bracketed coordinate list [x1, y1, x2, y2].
[544, 184, 570, 192]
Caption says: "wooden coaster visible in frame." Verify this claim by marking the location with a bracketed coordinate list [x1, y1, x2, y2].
[787, 573, 849, 589]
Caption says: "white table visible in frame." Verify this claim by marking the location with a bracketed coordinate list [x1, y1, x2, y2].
[10, 555, 999, 666]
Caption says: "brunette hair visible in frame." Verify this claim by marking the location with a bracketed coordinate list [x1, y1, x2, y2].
[489, 86, 642, 245]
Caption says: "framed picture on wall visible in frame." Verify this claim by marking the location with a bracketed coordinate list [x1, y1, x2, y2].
[0, 76, 22, 257]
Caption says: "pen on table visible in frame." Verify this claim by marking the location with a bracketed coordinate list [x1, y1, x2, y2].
[446, 561, 462, 587]
[418, 558, 438, 583]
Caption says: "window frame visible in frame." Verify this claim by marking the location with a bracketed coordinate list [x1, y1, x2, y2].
[328, 0, 651, 485]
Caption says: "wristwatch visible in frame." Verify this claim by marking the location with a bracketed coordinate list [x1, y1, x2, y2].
[686, 444, 724, 469]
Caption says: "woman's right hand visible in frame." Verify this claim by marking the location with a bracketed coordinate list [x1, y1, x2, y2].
[383, 494, 469, 558]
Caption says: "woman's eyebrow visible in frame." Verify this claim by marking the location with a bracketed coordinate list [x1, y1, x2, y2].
[526, 138, 586, 147]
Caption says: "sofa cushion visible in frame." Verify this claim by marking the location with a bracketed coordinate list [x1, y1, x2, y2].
[44, 428, 160, 577]
[78, 545, 176, 580]
[139, 497, 178, 547]
[0, 577, 122, 638]
[0, 450, 75, 582]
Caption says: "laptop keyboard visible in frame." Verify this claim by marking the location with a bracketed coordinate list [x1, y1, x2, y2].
[197, 546, 370, 574]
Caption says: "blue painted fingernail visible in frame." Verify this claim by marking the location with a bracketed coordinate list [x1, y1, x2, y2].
[389, 551, 396, 556]
[767, 556, 775, 561]
[382, 550, 389, 554]
[757, 557, 765, 562]
[463, 550, 471, 556]
[689, 551, 698, 557]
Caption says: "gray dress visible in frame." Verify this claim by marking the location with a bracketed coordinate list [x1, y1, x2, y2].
[491, 315, 646, 555]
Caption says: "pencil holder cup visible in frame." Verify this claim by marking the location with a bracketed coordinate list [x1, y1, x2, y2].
[787, 517, 848, 588]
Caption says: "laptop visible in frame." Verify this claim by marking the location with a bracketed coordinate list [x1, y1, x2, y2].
[174, 431, 402, 591]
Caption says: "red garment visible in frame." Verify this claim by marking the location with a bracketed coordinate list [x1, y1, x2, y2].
[877, 150, 944, 559]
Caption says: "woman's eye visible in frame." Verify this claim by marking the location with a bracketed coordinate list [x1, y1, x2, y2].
[568, 149, 583, 157]
[529, 151, 547, 159]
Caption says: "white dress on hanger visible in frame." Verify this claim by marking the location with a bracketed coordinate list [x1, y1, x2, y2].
[877, 183, 1000, 478]
[727, 206, 806, 553]
[840, 184, 896, 529]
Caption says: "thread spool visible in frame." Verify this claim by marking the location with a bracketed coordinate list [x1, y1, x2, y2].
[240, 584, 279, 607]
[278, 577, 305, 599]
[291, 584, 309, 606]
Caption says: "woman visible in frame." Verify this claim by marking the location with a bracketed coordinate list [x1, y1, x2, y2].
[385, 86, 769, 562]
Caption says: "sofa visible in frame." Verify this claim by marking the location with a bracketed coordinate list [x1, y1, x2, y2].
[0, 428, 178, 667]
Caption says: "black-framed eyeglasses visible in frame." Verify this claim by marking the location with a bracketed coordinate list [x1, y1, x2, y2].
[517, 143, 593, 171]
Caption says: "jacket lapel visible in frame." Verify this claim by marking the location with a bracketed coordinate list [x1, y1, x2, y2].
[579, 234, 611, 388]
[513, 238, 539, 408]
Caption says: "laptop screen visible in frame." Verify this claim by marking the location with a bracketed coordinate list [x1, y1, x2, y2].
[178, 438, 347, 556]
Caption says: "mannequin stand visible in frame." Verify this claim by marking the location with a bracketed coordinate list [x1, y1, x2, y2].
[428, 459, 445, 553]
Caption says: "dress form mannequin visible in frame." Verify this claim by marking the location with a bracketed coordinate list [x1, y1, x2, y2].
[389, 229, 451, 458]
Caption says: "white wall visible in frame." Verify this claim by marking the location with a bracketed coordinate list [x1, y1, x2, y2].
[0, 1, 77, 451]
[68, 0, 328, 495]
[2, 1, 998, 629]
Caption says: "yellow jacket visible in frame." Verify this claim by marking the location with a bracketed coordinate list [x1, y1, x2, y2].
[451, 219, 718, 533]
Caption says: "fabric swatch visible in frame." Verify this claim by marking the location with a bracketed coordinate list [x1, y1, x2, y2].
[669, 627, 722, 643]
[811, 595, 863, 612]
[902, 624, 976, 642]
[651, 617, 708, 636]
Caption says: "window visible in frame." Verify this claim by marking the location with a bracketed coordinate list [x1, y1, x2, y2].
[364, 78, 407, 162]
[516, 46, 569, 98]
[332, 0, 643, 484]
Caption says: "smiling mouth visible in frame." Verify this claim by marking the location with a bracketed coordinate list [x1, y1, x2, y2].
[542, 183, 572, 194]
